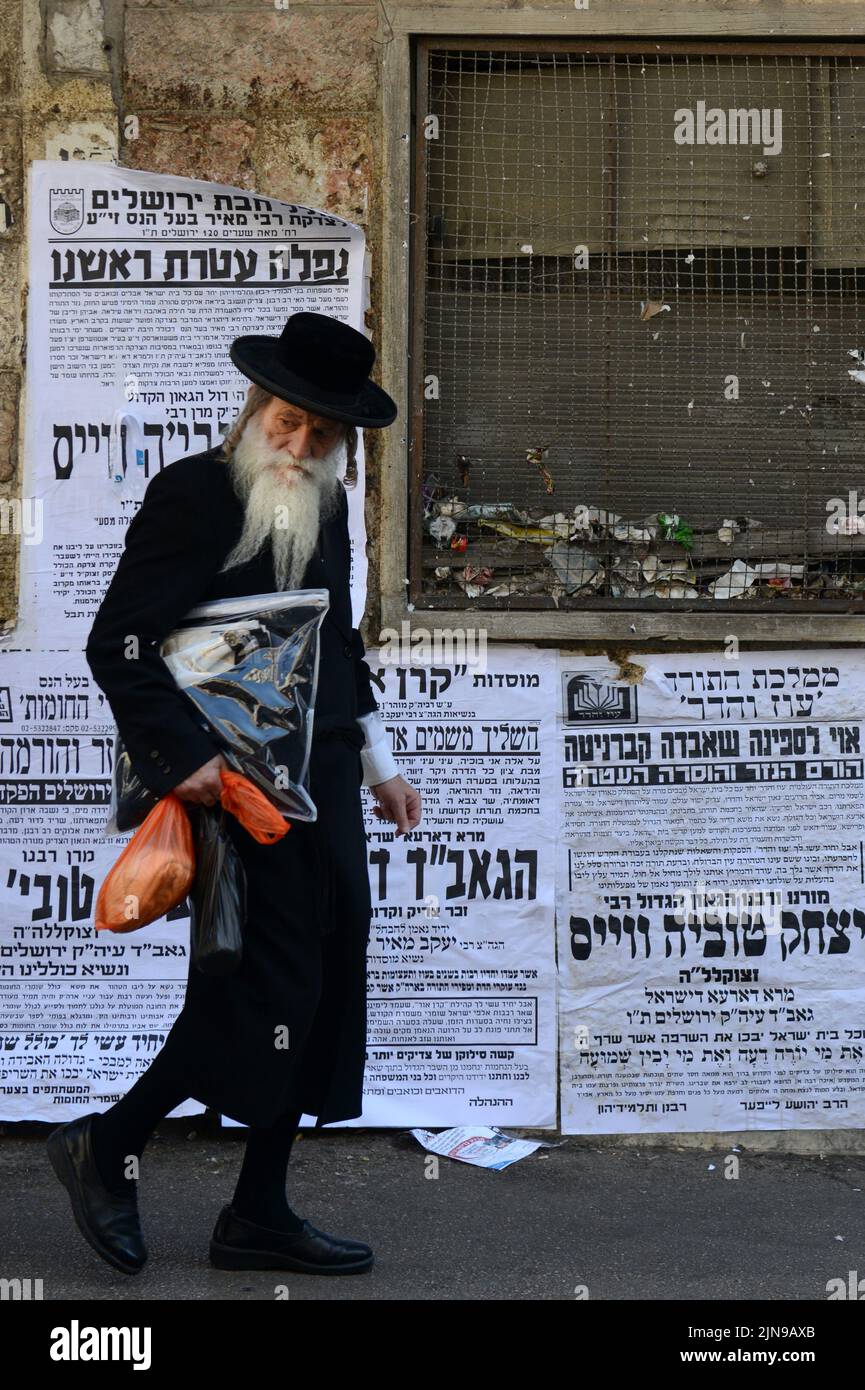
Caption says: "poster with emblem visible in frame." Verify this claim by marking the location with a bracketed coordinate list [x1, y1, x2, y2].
[0, 161, 370, 1120]
[556, 649, 865, 1134]
[11, 161, 370, 649]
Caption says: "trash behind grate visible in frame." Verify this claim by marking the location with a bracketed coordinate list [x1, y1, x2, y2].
[412, 44, 865, 612]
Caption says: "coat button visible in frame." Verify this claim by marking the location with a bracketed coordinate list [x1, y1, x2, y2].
[149, 750, 159, 759]
[343, 643, 352, 657]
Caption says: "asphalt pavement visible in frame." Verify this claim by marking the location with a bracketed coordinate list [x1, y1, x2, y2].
[2, 1119, 863, 1300]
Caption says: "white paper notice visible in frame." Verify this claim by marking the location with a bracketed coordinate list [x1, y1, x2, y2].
[0, 645, 203, 1121]
[410, 1125, 551, 1170]
[343, 644, 559, 1128]
[557, 649, 865, 1134]
[14, 160, 369, 646]
[1, 160, 370, 1121]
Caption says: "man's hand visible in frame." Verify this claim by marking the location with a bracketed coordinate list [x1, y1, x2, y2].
[171, 752, 230, 807]
[369, 774, 421, 836]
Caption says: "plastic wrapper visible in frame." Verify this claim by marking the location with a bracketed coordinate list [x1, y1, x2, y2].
[95, 792, 195, 933]
[105, 588, 329, 835]
[218, 767, 290, 844]
[108, 730, 161, 832]
[189, 805, 246, 977]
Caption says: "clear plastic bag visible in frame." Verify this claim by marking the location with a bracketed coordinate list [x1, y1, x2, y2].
[108, 728, 161, 833]
[105, 588, 329, 835]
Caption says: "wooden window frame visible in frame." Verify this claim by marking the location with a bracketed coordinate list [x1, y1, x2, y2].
[378, 5, 865, 644]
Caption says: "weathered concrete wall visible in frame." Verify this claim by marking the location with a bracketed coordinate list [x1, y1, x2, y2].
[116, 0, 384, 614]
[4, 0, 863, 1150]
[6, 0, 863, 635]
[0, 0, 24, 619]
[1, 0, 119, 622]
[3, 0, 385, 628]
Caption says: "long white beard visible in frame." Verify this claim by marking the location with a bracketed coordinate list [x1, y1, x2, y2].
[218, 408, 344, 590]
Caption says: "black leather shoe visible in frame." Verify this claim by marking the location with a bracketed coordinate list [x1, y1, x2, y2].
[209, 1204, 373, 1274]
[46, 1112, 147, 1276]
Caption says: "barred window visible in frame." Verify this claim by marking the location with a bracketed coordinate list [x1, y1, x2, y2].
[409, 42, 865, 622]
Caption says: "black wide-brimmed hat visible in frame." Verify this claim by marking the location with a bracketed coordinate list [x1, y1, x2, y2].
[229, 311, 397, 428]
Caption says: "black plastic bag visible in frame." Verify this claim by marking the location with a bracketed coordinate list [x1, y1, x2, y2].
[188, 805, 246, 976]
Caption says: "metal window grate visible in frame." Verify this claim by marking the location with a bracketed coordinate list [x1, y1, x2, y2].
[410, 41, 865, 615]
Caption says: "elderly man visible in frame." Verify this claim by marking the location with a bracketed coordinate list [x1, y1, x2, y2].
[47, 312, 420, 1277]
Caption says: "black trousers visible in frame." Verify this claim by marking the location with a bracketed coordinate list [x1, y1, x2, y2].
[91, 1017, 305, 1220]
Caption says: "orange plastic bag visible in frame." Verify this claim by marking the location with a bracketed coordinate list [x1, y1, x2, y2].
[219, 769, 291, 845]
[95, 792, 195, 934]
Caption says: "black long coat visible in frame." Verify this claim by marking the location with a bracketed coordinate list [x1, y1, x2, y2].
[85, 445, 378, 1127]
